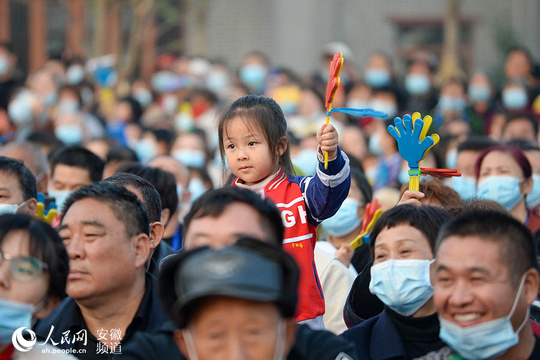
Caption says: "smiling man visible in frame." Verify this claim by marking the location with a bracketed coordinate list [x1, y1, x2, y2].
[34, 182, 168, 359]
[434, 210, 540, 360]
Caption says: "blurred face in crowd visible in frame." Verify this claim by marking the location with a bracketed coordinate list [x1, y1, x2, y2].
[340, 126, 367, 162]
[184, 202, 269, 250]
[434, 236, 537, 334]
[468, 72, 493, 105]
[174, 297, 295, 360]
[49, 164, 92, 192]
[0, 171, 35, 215]
[505, 50, 532, 81]
[456, 149, 480, 178]
[58, 198, 149, 305]
[27, 70, 58, 106]
[502, 117, 537, 143]
[298, 88, 324, 118]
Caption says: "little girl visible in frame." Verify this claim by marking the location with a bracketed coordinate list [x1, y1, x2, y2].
[218, 95, 351, 329]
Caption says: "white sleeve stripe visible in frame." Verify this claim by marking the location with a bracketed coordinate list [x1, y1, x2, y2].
[316, 151, 350, 187]
[283, 233, 313, 244]
[275, 196, 305, 208]
[270, 173, 288, 190]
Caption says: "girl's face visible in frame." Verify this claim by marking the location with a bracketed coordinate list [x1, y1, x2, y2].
[0, 230, 49, 306]
[223, 117, 284, 185]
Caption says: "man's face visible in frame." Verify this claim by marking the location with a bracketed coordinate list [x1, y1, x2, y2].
[175, 297, 293, 360]
[0, 171, 34, 215]
[58, 198, 148, 304]
[184, 203, 269, 250]
[50, 164, 92, 192]
[434, 236, 530, 330]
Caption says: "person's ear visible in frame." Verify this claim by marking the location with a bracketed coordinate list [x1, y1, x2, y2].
[277, 136, 288, 157]
[133, 233, 151, 269]
[34, 297, 60, 319]
[521, 177, 533, 196]
[173, 329, 189, 358]
[37, 173, 50, 195]
[24, 198, 38, 216]
[283, 319, 297, 356]
[149, 221, 165, 249]
[523, 268, 539, 306]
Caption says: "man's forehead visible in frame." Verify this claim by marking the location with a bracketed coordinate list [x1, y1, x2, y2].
[62, 198, 117, 224]
[438, 235, 506, 269]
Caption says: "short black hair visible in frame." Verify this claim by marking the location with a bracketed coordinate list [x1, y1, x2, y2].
[436, 210, 538, 286]
[103, 173, 162, 223]
[106, 145, 138, 163]
[62, 182, 149, 237]
[0, 156, 36, 200]
[351, 168, 372, 204]
[457, 136, 498, 153]
[26, 131, 64, 153]
[370, 205, 451, 259]
[183, 186, 284, 247]
[0, 214, 68, 299]
[507, 138, 540, 152]
[115, 163, 178, 216]
[50, 146, 104, 183]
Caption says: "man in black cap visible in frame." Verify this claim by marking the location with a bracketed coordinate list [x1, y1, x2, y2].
[160, 238, 299, 359]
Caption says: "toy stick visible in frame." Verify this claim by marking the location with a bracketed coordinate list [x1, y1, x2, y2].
[324, 53, 344, 169]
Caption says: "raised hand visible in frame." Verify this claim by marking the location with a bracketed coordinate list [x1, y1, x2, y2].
[387, 113, 440, 169]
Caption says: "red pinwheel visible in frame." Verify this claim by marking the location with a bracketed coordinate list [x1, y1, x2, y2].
[323, 52, 343, 169]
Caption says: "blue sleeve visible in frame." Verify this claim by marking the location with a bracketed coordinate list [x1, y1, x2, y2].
[294, 148, 350, 225]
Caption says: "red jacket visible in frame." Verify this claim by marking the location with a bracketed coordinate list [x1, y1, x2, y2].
[234, 151, 350, 322]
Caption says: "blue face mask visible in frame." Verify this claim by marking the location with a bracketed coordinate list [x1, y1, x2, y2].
[43, 93, 58, 107]
[477, 175, 523, 210]
[468, 84, 491, 103]
[280, 102, 298, 115]
[405, 74, 430, 96]
[0, 298, 34, 344]
[364, 69, 391, 88]
[452, 176, 477, 200]
[526, 174, 540, 208]
[445, 148, 457, 169]
[66, 65, 85, 85]
[438, 96, 466, 112]
[133, 89, 153, 108]
[322, 198, 361, 237]
[206, 71, 229, 94]
[369, 259, 434, 316]
[346, 100, 371, 110]
[58, 100, 79, 114]
[0, 56, 9, 75]
[173, 149, 206, 169]
[292, 149, 318, 176]
[369, 133, 384, 157]
[8, 96, 33, 126]
[135, 139, 157, 164]
[439, 275, 528, 360]
[188, 178, 207, 203]
[48, 189, 73, 212]
[398, 168, 410, 185]
[503, 88, 528, 110]
[55, 124, 83, 146]
[239, 64, 267, 92]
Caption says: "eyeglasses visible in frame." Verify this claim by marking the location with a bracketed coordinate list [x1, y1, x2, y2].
[0, 250, 48, 282]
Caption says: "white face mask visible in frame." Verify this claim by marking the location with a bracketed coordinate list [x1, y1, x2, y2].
[0, 200, 27, 216]
[439, 274, 529, 360]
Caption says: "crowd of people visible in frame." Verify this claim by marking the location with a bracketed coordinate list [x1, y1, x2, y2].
[0, 38, 539, 359]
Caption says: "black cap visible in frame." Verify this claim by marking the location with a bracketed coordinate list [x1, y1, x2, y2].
[159, 238, 299, 327]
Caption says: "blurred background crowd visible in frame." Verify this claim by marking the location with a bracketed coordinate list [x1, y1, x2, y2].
[0, 0, 538, 214]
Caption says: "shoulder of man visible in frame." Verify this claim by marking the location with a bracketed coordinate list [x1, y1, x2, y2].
[287, 324, 357, 360]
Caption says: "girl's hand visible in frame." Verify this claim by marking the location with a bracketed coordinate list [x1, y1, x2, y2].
[317, 123, 338, 161]
[397, 190, 425, 207]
